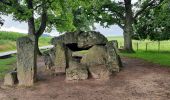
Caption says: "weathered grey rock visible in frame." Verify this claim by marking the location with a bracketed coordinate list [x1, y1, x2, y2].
[81, 44, 122, 79]
[66, 60, 88, 80]
[54, 43, 72, 73]
[43, 53, 53, 70]
[49, 47, 56, 65]
[51, 31, 108, 51]
[4, 71, 18, 86]
[106, 41, 121, 72]
[81, 45, 111, 79]
[77, 31, 108, 49]
[16, 35, 37, 86]
[110, 40, 118, 48]
[89, 65, 111, 80]
[81, 45, 108, 66]
[54, 42, 67, 73]
[109, 40, 119, 52]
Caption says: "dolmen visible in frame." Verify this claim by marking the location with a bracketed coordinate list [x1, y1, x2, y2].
[3, 31, 122, 87]
[45, 31, 122, 80]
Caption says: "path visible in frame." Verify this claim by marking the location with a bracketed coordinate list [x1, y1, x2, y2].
[0, 45, 53, 58]
[0, 57, 170, 100]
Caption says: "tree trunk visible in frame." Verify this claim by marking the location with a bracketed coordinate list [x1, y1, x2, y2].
[124, 0, 134, 52]
[26, 0, 41, 55]
[35, 36, 42, 55]
[27, 0, 35, 35]
[123, 29, 133, 52]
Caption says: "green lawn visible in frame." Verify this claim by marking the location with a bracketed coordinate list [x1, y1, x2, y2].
[120, 51, 170, 67]
[108, 36, 170, 52]
[108, 36, 170, 67]
[0, 31, 51, 52]
[0, 56, 16, 79]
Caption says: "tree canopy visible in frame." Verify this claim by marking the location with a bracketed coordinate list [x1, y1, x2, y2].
[83, 0, 166, 52]
[133, 0, 170, 41]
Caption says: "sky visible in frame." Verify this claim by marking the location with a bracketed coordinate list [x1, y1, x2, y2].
[0, 15, 123, 37]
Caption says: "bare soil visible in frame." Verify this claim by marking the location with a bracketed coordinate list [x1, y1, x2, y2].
[1, 57, 170, 100]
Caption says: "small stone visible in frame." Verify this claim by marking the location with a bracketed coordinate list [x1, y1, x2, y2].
[4, 71, 18, 86]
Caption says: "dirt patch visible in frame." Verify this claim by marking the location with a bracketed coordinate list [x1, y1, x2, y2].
[0, 57, 170, 100]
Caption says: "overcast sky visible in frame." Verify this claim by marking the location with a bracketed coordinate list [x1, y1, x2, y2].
[0, 15, 123, 36]
[0, 0, 137, 37]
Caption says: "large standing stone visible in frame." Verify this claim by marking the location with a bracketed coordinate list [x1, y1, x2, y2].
[106, 41, 121, 72]
[54, 43, 72, 73]
[81, 45, 108, 66]
[66, 60, 88, 80]
[16, 35, 37, 86]
[81, 45, 111, 79]
[4, 71, 18, 86]
[54, 43, 67, 73]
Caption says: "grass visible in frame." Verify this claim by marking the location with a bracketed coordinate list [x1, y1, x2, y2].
[120, 51, 170, 67]
[0, 56, 16, 79]
[0, 31, 51, 52]
[108, 36, 170, 67]
[108, 36, 170, 52]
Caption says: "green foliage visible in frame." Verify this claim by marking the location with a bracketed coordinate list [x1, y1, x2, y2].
[0, 0, 105, 34]
[133, 0, 170, 41]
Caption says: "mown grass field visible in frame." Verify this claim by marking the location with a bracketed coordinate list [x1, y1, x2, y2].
[0, 31, 51, 52]
[108, 36, 170, 52]
[108, 36, 170, 67]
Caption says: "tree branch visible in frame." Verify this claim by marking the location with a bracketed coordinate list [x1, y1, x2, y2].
[36, 8, 47, 37]
[134, 0, 155, 19]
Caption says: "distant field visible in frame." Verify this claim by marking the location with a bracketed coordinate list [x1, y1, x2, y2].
[108, 36, 170, 67]
[0, 31, 51, 52]
[108, 36, 170, 52]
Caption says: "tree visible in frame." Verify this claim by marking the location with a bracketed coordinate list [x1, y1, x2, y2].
[89, 0, 165, 52]
[0, 0, 104, 54]
[133, 0, 170, 41]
